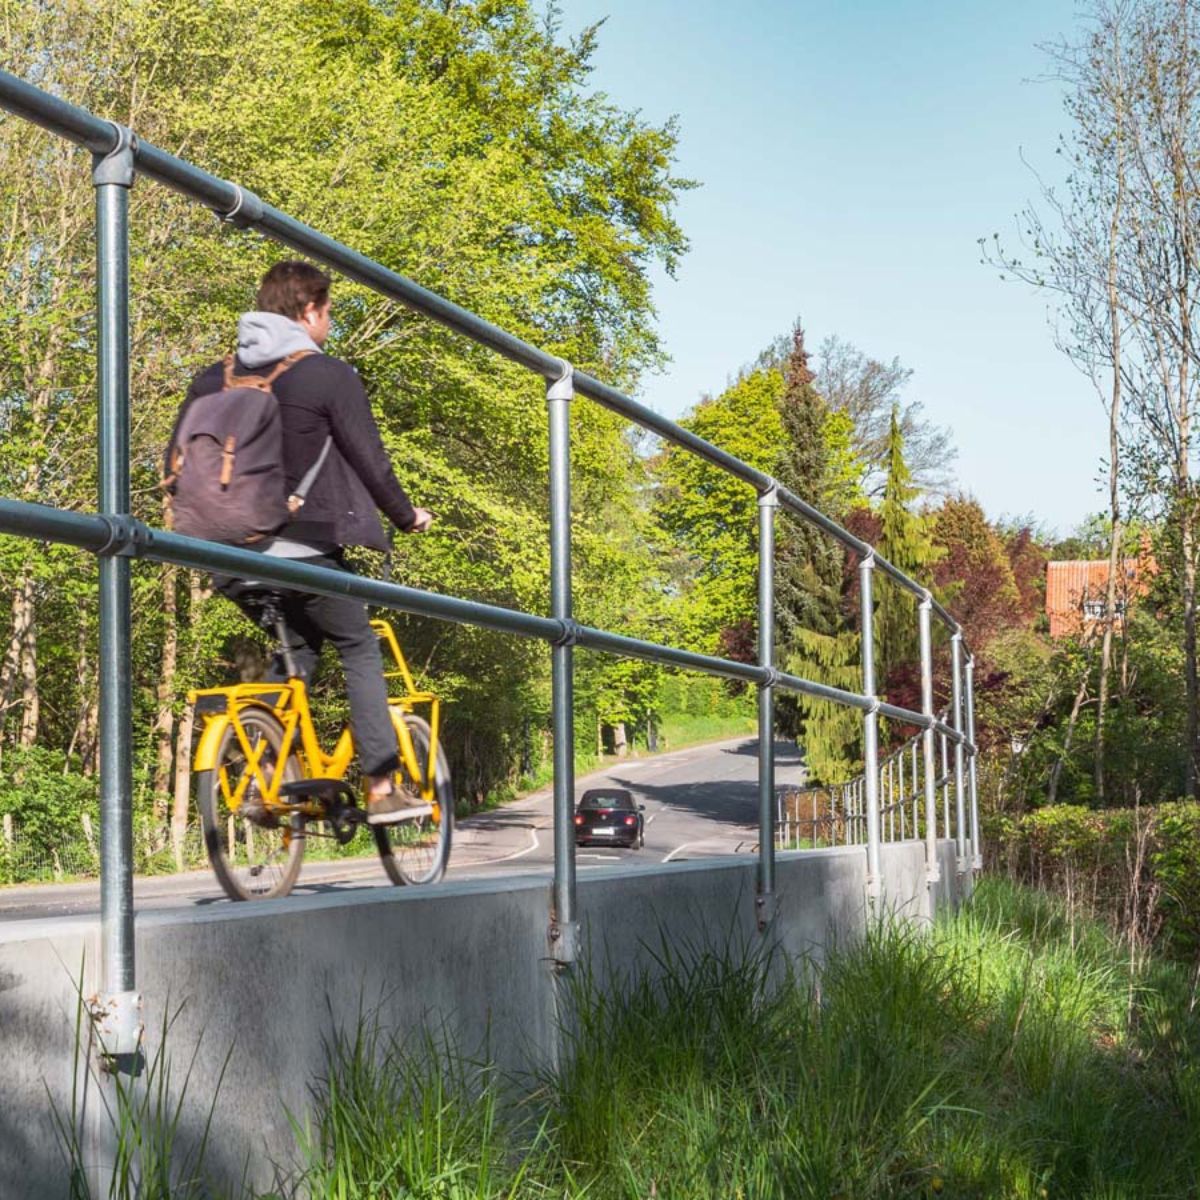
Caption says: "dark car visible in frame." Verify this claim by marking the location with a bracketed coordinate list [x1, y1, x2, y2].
[574, 788, 645, 848]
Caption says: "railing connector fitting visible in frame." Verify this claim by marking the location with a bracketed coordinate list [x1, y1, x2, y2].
[92, 123, 137, 189]
[96, 514, 150, 558]
[548, 918, 579, 969]
[86, 988, 143, 1071]
[758, 482, 780, 509]
[216, 183, 264, 228]
[759, 665, 782, 691]
[754, 889, 777, 933]
[552, 618, 583, 647]
[546, 358, 574, 402]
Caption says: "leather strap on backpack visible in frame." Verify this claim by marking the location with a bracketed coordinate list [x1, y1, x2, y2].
[222, 348, 315, 392]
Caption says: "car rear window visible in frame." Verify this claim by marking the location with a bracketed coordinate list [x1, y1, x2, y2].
[579, 791, 634, 811]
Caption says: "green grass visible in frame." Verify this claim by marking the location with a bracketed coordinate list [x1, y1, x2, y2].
[62, 878, 1200, 1198]
[288, 880, 1200, 1199]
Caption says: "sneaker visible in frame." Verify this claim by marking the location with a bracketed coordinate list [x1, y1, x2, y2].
[366, 783, 411, 826]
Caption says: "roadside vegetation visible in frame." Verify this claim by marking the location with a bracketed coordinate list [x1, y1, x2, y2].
[61, 878, 1200, 1199]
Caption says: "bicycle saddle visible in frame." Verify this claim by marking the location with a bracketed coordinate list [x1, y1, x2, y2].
[225, 581, 288, 631]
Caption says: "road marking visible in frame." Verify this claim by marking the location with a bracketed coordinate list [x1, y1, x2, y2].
[663, 841, 699, 863]
[456, 827, 539, 868]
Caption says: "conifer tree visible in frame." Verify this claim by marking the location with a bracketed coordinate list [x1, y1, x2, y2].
[775, 324, 861, 779]
[876, 405, 940, 683]
[775, 324, 843, 645]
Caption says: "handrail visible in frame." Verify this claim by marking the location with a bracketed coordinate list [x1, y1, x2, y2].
[0, 68, 980, 1030]
[0, 67, 967, 640]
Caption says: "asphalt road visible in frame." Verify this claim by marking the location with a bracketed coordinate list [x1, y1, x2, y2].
[0, 735, 805, 923]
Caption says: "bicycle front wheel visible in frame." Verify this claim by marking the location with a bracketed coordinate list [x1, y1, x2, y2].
[374, 712, 453, 885]
[197, 707, 305, 901]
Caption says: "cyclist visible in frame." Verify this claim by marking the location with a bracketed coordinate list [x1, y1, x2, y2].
[177, 260, 433, 824]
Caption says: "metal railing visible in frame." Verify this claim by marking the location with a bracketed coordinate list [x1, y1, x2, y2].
[774, 716, 968, 854]
[0, 69, 980, 1045]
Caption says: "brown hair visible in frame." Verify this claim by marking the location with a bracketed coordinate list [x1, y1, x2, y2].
[255, 260, 331, 320]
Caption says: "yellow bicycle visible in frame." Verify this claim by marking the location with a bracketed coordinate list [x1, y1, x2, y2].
[187, 591, 452, 901]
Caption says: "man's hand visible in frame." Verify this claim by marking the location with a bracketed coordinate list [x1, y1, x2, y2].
[410, 507, 435, 533]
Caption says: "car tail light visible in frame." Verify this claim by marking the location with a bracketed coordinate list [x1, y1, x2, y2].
[574, 814, 584, 826]
[624, 815, 636, 826]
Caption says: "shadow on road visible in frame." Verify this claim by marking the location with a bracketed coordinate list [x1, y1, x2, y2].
[603, 738, 803, 831]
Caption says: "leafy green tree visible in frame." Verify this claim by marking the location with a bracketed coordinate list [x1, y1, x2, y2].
[655, 368, 787, 655]
[0, 0, 693, 827]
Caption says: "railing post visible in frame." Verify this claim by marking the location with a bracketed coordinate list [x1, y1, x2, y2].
[950, 631, 968, 877]
[918, 596, 941, 884]
[546, 360, 578, 966]
[756, 485, 778, 930]
[940, 728, 950, 838]
[966, 654, 982, 871]
[859, 555, 881, 899]
[91, 125, 141, 1065]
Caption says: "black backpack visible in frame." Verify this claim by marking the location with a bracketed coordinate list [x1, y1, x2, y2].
[163, 351, 330, 544]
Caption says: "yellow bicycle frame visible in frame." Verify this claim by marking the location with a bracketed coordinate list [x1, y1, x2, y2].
[188, 619, 442, 818]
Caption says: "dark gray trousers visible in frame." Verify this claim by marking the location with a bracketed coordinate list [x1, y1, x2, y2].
[217, 553, 400, 777]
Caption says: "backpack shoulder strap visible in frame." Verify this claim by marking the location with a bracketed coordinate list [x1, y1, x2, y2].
[222, 349, 316, 392]
[263, 348, 316, 385]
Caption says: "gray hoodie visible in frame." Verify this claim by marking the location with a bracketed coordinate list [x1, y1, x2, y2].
[236, 312, 321, 369]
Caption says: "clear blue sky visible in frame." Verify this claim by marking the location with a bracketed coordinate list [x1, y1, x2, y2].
[555, 0, 1100, 537]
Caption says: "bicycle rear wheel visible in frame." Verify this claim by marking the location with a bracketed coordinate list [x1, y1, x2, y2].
[374, 712, 453, 885]
[197, 707, 305, 900]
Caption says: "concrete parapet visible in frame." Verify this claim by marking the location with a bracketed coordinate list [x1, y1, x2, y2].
[0, 842, 965, 1197]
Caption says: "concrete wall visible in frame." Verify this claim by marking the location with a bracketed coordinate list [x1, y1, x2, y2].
[0, 842, 967, 1198]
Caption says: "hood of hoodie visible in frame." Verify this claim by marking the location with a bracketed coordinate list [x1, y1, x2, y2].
[237, 311, 321, 369]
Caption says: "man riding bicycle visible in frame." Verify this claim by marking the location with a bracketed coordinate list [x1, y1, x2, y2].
[173, 260, 433, 824]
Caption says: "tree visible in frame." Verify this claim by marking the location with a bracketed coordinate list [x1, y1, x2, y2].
[876, 405, 941, 682]
[773, 323, 861, 751]
[991, 0, 1200, 799]
[0, 0, 694, 828]
[655, 368, 787, 656]
[814, 335, 956, 496]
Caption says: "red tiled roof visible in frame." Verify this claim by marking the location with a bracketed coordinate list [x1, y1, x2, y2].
[1045, 557, 1151, 638]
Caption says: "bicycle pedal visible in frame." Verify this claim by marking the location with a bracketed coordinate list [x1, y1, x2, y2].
[280, 778, 355, 805]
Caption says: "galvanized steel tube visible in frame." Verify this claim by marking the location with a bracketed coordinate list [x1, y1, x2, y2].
[966, 655, 981, 870]
[859, 558, 881, 892]
[546, 367, 576, 956]
[757, 488, 777, 906]
[94, 133, 135, 997]
[919, 599, 940, 882]
[951, 633, 968, 873]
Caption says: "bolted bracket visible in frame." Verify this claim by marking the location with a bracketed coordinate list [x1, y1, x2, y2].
[758, 665, 781, 692]
[96, 514, 150, 558]
[754, 890, 777, 933]
[926, 863, 942, 885]
[956, 855, 971, 878]
[552, 618, 584, 648]
[216, 183, 264, 229]
[92, 123, 137, 189]
[972, 853, 983, 871]
[548, 919, 579, 969]
[87, 989, 143, 1069]
[546, 358, 573, 402]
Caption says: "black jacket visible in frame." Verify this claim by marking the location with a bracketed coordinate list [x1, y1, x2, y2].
[180, 352, 416, 551]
